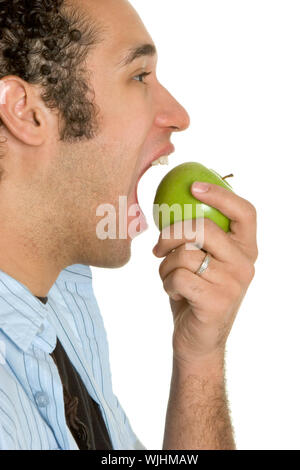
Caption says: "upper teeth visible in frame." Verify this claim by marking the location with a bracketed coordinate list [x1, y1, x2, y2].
[151, 155, 169, 166]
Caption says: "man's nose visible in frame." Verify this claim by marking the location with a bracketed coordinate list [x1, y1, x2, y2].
[154, 84, 191, 132]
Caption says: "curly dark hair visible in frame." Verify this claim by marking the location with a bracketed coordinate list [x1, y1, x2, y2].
[0, 0, 102, 141]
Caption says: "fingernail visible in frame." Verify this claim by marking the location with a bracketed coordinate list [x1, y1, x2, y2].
[191, 182, 210, 193]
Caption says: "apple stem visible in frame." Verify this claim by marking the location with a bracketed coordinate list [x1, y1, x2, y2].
[222, 173, 234, 181]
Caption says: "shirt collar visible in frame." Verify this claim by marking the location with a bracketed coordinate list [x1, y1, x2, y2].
[54, 264, 93, 283]
[0, 264, 92, 353]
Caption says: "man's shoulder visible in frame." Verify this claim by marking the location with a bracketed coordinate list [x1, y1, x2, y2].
[0, 352, 27, 432]
[0, 330, 27, 402]
[0, 361, 19, 396]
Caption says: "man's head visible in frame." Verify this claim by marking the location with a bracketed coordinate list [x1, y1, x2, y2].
[0, 0, 190, 293]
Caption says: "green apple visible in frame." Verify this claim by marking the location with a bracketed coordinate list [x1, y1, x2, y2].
[153, 161, 234, 233]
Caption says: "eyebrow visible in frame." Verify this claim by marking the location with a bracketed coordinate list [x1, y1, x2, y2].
[117, 43, 157, 68]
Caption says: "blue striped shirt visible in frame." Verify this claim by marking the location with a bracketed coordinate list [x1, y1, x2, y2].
[0, 264, 146, 450]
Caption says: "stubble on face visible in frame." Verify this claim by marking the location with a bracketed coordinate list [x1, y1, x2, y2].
[51, 0, 155, 269]
[47, 135, 134, 269]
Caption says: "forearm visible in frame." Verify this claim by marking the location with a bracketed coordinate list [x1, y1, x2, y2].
[162, 353, 235, 450]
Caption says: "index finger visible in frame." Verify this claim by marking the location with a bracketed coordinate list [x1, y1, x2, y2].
[191, 182, 258, 257]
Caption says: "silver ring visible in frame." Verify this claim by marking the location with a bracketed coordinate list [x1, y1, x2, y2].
[195, 253, 211, 276]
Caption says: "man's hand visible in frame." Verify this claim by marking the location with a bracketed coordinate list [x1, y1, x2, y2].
[153, 181, 258, 368]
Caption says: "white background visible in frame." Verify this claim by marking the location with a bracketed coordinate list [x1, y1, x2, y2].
[92, 1, 300, 450]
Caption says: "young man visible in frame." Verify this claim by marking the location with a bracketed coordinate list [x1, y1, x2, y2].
[0, 0, 258, 450]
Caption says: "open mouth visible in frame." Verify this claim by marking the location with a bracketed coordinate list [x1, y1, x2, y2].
[134, 155, 170, 205]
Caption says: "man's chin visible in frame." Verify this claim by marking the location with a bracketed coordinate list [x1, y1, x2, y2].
[90, 238, 132, 269]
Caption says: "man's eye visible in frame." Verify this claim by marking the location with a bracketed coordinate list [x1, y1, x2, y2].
[133, 72, 152, 84]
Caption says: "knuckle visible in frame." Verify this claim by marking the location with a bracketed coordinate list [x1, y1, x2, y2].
[163, 268, 186, 297]
[240, 262, 256, 284]
[204, 216, 215, 230]
[159, 256, 170, 278]
[171, 268, 185, 289]
[177, 247, 188, 265]
[163, 269, 179, 296]
[229, 279, 243, 299]
[158, 261, 165, 278]
[248, 263, 256, 281]
[246, 201, 257, 219]
[190, 281, 203, 297]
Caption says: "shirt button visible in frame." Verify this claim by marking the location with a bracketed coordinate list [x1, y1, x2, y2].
[35, 391, 49, 408]
[38, 324, 44, 334]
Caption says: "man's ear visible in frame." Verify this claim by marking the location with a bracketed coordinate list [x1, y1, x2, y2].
[0, 76, 48, 146]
